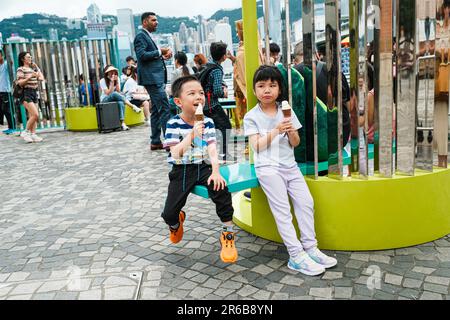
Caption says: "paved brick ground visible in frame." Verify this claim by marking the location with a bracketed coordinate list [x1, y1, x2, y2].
[1, 124, 450, 300]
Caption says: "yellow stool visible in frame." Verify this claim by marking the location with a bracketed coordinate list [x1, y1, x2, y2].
[233, 168, 450, 251]
[65, 106, 144, 131]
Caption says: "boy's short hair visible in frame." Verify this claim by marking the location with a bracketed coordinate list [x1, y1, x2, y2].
[171, 75, 201, 98]
[210, 41, 227, 61]
[126, 56, 135, 62]
[252, 65, 284, 101]
[270, 42, 281, 54]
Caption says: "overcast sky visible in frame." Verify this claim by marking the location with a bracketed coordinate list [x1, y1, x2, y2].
[0, 0, 242, 21]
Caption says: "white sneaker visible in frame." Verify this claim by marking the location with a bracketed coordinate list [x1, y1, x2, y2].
[306, 247, 338, 268]
[21, 131, 33, 143]
[31, 133, 43, 142]
[131, 104, 142, 113]
[287, 251, 325, 276]
[121, 123, 130, 131]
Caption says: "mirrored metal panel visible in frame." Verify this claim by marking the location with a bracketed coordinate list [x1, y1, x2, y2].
[263, 0, 271, 65]
[371, 0, 380, 173]
[325, 0, 344, 179]
[349, 0, 360, 174]
[435, 0, 449, 168]
[396, 0, 417, 176]
[357, 0, 369, 177]
[303, 0, 319, 179]
[377, 0, 394, 177]
[282, 0, 293, 107]
[416, 0, 436, 172]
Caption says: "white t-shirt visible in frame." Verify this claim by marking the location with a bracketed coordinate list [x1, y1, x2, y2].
[122, 77, 146, 101]
[99, 78, 109, 102]
[244, 103, 302, 168]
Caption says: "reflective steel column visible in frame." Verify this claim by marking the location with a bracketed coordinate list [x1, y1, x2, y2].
[325, 0, 344, 178]
[396, 0, 417, 176]
[303, 0, 319, 179]
[377, 0, 394, 177]
[357, 0, 369, 177]
[434, 0, 449, 168]
[349, 0, 360, 174]
[284, 0, 293, 107]
[370, 0, 380, 173]
[43, 42, 57, 127]
[79, 40, 91, 106]
[416, 0, 436, 172]
[263, 0, 271, 65]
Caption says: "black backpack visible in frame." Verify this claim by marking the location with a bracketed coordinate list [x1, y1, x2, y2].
[194, 63, 221, 108]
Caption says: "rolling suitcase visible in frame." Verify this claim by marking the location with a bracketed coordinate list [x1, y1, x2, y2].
[96, 102, 121, 133]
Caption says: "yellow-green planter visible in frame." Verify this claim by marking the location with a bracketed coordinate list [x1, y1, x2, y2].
[65, 106, 144, 131]
[232, 167, 450, 251]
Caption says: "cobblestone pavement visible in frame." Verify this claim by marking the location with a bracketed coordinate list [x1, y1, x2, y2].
[1, 124, 450, 300]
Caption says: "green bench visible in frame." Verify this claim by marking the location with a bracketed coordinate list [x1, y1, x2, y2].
[191, 148, 361, 199]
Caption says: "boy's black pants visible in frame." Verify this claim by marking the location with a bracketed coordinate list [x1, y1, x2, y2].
[161, 162, 234, 227]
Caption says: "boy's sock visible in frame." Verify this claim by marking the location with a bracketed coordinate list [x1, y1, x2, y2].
[222, 224, 234, 233]
[170, 222, 180, 230]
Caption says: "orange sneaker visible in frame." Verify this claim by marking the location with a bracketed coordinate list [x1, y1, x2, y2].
[220, 231, 238, 263]
[169, 210, 185, 244]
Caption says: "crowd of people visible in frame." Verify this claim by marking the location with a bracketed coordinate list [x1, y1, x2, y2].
[0, 11, 342, 274]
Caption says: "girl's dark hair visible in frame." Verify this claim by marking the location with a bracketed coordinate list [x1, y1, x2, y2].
[175, 51, 189, 76]
[252, 65, 284, 101]
[18, 51, 30, 67]
[129, 65, 138, 81]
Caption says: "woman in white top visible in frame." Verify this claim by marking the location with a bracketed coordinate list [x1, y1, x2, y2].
[99, 65, 141, 131]
[170, 51, 194, 94]
[123, 65, 151, 123]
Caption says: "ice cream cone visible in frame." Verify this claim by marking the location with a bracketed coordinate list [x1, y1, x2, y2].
[195, 104, 204, 122]
[281, 100, 292, 118]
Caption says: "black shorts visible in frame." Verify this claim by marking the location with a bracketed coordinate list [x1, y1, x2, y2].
[129, 99, 146, 107]
[21, 88, 38, 104]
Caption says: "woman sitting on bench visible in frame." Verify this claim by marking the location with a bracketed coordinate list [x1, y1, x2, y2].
[99, 65, 141, 131]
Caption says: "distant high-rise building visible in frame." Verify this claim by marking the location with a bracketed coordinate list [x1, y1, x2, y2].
[266, 0, 282, 46]
[49, 28, 59, 41]
[207, 20, 217, 36]
[86, 3, 106, 39]
[214, 22, 233, 74]
[87, 3, 102, 24]
[197, 15, 207, 44]
[115, 30, 133, 67]
[172, 32, 182, 53]
[117, 9, 135, 41]
[292, 19, 302, 44]
[187, 37, 196, 54]
[179, 22, 188, 47]
[257, 17, 265, 41]
[87, 24, 106, 39]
